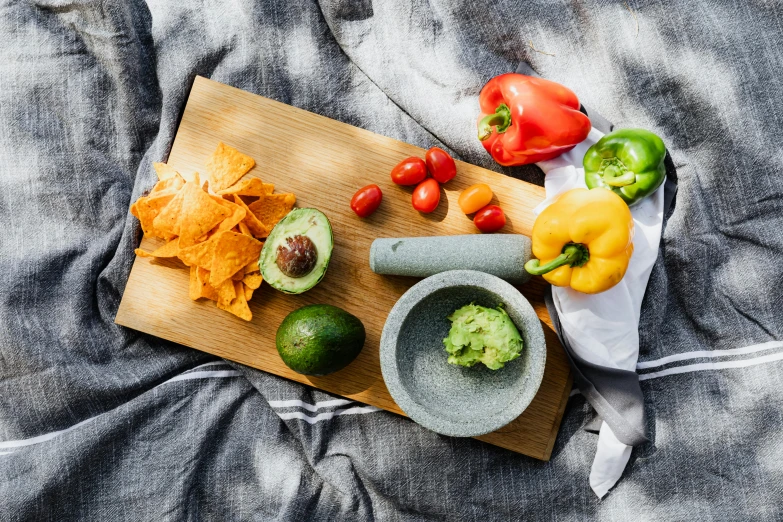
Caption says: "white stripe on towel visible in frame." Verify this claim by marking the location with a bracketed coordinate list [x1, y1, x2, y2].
[0, 416, 101, 450]
[162, 370, 241, 384]
[187, 361, 233, 371]
[637, 341, 783, 370]
[276, 406, 381, 425]
[639, 350, 783, 381]
[268, 399, 353, 412]
[567, 341, 783, 400]
[0, 368, 242, 452]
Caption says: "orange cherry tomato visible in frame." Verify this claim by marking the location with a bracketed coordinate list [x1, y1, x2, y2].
[412, 178, 440, 213]
[391, 157, 427, 185]
[458, 183, 493, 214]
[350, 184, 383, 218]
[425, 147, 456, 183]
[473, 205, 506, 233]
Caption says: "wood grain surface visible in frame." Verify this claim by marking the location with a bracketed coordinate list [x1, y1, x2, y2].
[116, 76, 573, 460]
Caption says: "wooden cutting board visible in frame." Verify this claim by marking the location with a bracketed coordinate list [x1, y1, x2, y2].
[116, 76, 573, 461]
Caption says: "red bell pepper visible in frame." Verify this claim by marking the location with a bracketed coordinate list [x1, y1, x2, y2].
[477, 73, 591, 166]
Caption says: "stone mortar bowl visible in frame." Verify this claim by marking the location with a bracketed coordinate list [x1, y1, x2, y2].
[380, 270, 546, 437]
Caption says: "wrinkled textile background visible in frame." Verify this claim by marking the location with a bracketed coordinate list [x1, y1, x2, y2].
[2, 1, 783, 520]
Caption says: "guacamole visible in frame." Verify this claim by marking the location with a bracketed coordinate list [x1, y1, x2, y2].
[442, 303, 523, 370]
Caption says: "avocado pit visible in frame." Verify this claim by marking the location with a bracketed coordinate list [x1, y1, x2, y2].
[276, 234, 318, 278]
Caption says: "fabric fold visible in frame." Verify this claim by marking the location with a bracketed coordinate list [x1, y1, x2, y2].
[589, 422, 633, 499]
[544, 288, 648, 446]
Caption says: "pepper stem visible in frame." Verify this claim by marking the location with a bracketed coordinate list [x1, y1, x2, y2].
[477, 104, 511, 141]
[599, 159, 636, 187]
[524, 243, 590, 275]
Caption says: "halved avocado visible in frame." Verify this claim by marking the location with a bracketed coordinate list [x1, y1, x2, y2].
[259, 208, 333, 294]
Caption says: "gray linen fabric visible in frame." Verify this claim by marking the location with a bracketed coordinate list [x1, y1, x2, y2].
[2, 1, 783, 520]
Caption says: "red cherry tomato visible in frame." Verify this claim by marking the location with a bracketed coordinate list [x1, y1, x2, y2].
[473, 205, 506, 233]
[350, 184, 383, 218]
[391, 157, 427, 185]
[425, 147, 456, 183]
[412, 178, 441, 213]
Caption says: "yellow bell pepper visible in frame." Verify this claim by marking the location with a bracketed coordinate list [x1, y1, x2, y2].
[524, 188, 634, 294]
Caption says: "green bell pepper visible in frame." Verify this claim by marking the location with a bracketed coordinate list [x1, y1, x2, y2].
[583, 128, 666, 207]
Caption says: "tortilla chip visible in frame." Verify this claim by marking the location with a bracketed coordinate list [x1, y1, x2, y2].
[177, 238, 216, 269]
[244, 260, 260, 274]
[242, 273, 262, 290]
[153, 162, 179, 181]
[197, 268, 219, 301]
[210, 231, 264, 286]
[217, 178, 274, 197]
[237, 221, 252, 237]
[232, 195, 269, 238]
[135, 238, 180, 258]
[188, 266, 200, 300]
[151, 190, 186, 240]
[217, 280, 252, 321]
[232, 270, 245, 281]
[206, 143, 255, 192]
[151, 172, 185, 195]
[215, 278, 236, 307]
[133, 192, 177, 237]
[177, 181, 230, 247]
[208, 196, 246, 236]
[237, 221, 253, 237]
[247, 193, 295, 229]
[244, 283, 254, 302]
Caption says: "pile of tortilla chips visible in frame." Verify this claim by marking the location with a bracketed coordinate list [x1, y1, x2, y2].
[130, 143, 296, 321]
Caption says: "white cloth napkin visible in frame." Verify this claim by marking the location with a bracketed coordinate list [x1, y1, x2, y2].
[535, 128, 665, 498]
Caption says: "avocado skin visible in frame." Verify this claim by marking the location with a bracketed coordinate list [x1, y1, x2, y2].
[276, 304, 366, 376]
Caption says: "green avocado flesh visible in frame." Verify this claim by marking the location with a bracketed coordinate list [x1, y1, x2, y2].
[259, 208, 333, 294]
[443, 304, 523, 370]
[276, 304, 366, 376]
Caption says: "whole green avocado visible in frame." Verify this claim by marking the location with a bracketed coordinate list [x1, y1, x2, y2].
[276, 304, 366, 376]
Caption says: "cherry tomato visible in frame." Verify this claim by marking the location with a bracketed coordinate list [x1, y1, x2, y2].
[391, 157, 427, 185]
[412, 178, 441, 213]
[425, 147, 456, 183]
[458, 183, 493, 214]
[474, 205, 506, 233]
[350, 184, 383, 218]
